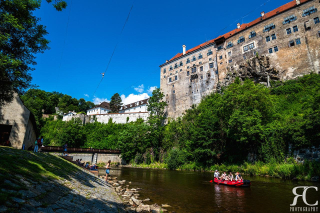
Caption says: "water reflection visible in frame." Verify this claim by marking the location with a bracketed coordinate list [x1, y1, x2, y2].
[98, 168, 319, 213]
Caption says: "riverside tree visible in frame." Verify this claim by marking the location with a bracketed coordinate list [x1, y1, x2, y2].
[0, 0, 66, 107]
[110, 93, 122, 113]
[147, 88, 167, 161]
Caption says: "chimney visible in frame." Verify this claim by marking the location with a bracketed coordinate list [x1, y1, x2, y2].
[182, 45, 186, 55]
[296, 0, 300, 5]
[261, 11, 265, 17]
[237, 23, 241, 29]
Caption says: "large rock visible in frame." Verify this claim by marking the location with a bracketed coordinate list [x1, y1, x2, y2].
[136, 204, 150, 213]
[131, 197, 142, 206]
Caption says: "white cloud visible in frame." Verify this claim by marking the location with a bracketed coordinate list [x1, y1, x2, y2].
[93, 97, 109, 105]
[120, 93, 149, 105]
[84, 94, 89, 97]
[134, 84, 144, 93]
[147, 86, 157, 94]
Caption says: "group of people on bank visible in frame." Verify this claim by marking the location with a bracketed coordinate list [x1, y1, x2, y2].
[214, 170, 243, 181]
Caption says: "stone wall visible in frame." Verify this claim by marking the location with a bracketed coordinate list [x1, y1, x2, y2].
[0, 93, 37, 149]
[65, 153, 124, 164]
[160, 0, 320, 119]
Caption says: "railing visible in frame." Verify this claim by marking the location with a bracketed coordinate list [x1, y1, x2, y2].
[41, 146, 121, 154]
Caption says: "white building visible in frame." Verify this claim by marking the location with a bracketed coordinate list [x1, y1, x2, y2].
[80, 98, 150, 124]
[119, 98, 149, 113]
[87, 102, 111, 115]
[62, 111, 78, 122]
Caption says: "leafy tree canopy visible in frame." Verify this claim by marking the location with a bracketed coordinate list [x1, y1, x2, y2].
[0, 0, 66, 107]
[110, 93, 122, 113]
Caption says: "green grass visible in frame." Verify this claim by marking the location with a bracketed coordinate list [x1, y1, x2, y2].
[0, 146, 82, 204]
[129, 158, 320, 181]
[130, 162, 168, 169]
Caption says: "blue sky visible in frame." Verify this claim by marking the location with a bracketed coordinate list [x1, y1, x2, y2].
[32, 0, 292, 104]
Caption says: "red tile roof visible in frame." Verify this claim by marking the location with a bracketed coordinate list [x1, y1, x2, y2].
[165, 0, 310, 64]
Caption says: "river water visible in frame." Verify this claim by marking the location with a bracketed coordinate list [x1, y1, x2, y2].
[99, 167, 319, 213]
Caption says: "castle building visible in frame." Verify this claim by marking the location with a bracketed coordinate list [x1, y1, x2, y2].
[160, 0, 320, 119]
[87, 102, 110, 115]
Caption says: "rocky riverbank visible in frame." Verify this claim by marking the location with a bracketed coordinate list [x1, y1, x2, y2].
[102, 176, 171, 213]
[0, 147, 124, 213]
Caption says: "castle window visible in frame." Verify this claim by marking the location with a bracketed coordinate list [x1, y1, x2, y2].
[209, 63, 214, 68]
[187, 66, 189, 69]
[169, 77, 172, 82]
[289, 40, 295, 47]
[318, 31, 320, 37]
[180, 69, 182, 72]
[201, 75, 203, 79]
[175, 75, 178, 80]
[305, 21, 311, 30]
[198, 53, 203, 59]
[187, 71, 190, 76]
[173, 85, 174, 87]
[268, 48, 273, 53]
[219, 55, 222, 60]
[266, 36, 270, 42]
[170, 66, 173, 70]
[209, 58, 212, 61]
[207, 49, 213, 56]
[173, 90, 175, 94]
[163, 68, 166, 73]
[170, 73, 173, 75]
[296, 38, 301, 45]
[200, 66, 203, 71]
[249, 31, 256, 39]
[180, 61, 183, 66]
[302, 6, 317, 17]
[237, 36, 245, 44]
[228, 51, 231, 56]
[192, 56, 196, 61]
[286, 28, 292, 35]
[243, 42, 255, 52]
[263, 23, 275, 32]
[176, 71, 178, 73]
[293, 25, 298, 32]
[186, 58, 190, 64]
[217, 45, 223, 50]
[174, 63, 178, 68]
[314, 17, 320, 24]
[271, 34, 276, 40]
[228, 59, 232, 63]
[283, 15, 297, 24]
[164, 75, 166, 78]
[192, 67, 196, 73]
[274, 46, 279, 52]
[226, 42, 233, 48]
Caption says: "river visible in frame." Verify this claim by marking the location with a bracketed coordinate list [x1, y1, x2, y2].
[99, 167, 319, 213]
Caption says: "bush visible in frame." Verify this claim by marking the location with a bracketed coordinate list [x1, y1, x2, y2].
[165, 149, 185, 170]
[145, 153, 152, 165]
[135, 153, 144, 164]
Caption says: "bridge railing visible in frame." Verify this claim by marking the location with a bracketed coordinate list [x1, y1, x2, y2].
[41, 146, 121, 154]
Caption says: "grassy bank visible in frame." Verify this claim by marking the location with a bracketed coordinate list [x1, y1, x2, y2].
[128, 160, 320, 181]
[0, 146, 81, 204]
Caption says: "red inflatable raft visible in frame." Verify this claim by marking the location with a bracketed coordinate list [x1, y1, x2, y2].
[210, 178, 251, 187]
